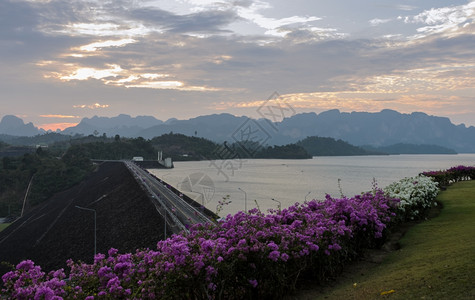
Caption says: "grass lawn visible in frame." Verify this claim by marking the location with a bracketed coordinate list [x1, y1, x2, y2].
[297, 180, 475, 300]
[0, 223, 10, 232]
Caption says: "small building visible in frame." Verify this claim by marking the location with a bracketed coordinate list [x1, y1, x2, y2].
[164, 157, 173, 168]
[132, 156, 144, 161]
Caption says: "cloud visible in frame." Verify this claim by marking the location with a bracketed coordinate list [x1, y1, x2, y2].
[0, 1, 38, 37]
[128, 7, 239, 34]
[159, 0, 322, 42]
[40, 114, 80, 118]
[73, 103, 110, 109]
[279, 26, 347, 43]
[124, 81, 220, 91]
[396, 5, 417, 11]
[23, 0, 475, 100]
[0, 1, 53, 62]
[235, 1, 321, 36]
[403, 1, 475, 37]
[51, 22, 154, 37]
[50, 60, 223, 91]
[59, 64, 124, 81]
[369, 18, 392, 26]
[77, 39, 137, 52]
[22, 0, 53, 2]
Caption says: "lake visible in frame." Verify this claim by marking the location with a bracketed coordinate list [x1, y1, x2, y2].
[148, 154, 475, 217]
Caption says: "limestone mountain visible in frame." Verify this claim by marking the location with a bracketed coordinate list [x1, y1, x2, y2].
[0, 115, 43, 136]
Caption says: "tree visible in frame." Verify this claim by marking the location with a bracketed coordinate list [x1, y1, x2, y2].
[2, 157, 12, 170]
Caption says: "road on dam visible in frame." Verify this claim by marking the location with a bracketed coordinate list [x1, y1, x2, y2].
[124, 161, 215, 235]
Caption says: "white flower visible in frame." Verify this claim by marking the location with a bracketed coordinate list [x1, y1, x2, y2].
[384, 175, 439, 219]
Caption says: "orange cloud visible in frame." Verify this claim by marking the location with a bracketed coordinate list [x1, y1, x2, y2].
[228, 90, 471, 119]
[38, 122, 78, 131]
[40, 114, 80, 119]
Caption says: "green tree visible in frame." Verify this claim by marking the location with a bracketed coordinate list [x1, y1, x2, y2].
[0, 148, 93, 216]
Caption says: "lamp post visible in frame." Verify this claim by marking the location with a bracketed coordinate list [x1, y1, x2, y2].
[21, 174, 35, 218]
[305, 191, 311, 202]
[271, 198, 281, 211]
[75, 206, 96, 256]
[238, 187, 247, 213]
[163, 207, 167, 240]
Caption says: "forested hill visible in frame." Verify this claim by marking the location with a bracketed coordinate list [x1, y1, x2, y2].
[297, 136, 383, 156]
[62, 133, 312, 161]
[0, 148, 93, 217]
[362, 143, 457, 154]
[151, 133, 220, 161]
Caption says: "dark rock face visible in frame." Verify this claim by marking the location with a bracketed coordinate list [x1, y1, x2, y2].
[0, 162, 166, 274]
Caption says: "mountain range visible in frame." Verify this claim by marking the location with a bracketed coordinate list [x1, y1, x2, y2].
[1, 109, 475, 152]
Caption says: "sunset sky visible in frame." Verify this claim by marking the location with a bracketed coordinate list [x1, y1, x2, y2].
[1, 0, 474, 131]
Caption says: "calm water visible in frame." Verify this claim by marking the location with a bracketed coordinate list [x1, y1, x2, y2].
[149, 154, 475, 217]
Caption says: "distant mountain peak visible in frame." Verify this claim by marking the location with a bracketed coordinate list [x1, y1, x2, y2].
[1, 115, 25, 127]
[0, 115, 42, 137]
[380, 109, 399, 114]
[164, 118, 178, 124]
[62, 114, 163, 136]
[319, 109, 340, 115]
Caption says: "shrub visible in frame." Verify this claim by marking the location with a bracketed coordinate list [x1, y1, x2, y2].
[421, 165, 475, 187]
[384, 175, 439, 221]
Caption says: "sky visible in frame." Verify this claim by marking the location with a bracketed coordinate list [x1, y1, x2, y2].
[1, 0, 474, 131]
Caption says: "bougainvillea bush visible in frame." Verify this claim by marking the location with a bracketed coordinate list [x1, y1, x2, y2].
[2, 188, 400, 299]
[384, 174, 439, 221]
[421, 165, 475, 187]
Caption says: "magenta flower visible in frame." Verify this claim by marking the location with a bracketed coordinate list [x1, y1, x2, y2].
[249, 279, 258, 288]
